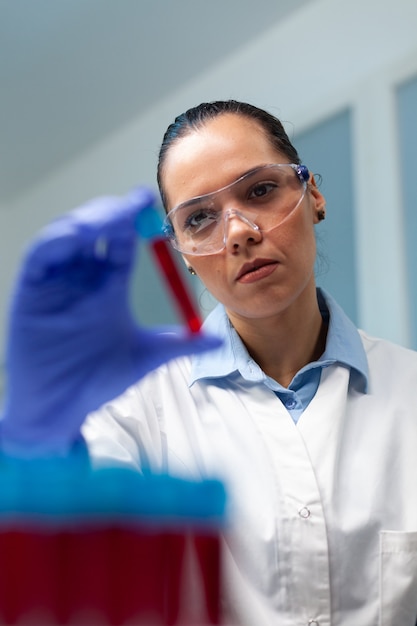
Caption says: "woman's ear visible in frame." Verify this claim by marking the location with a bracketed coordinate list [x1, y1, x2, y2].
[309, 175, 326, 223]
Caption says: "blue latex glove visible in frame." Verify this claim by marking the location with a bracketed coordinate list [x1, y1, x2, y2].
[0, 188, 221, 457]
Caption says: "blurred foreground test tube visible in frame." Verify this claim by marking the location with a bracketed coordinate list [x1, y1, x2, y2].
[0, 452, 227, 625]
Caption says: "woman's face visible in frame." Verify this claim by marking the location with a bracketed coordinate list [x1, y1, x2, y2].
[162, 113, 325, 324]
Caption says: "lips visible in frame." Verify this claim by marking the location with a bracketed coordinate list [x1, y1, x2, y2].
[236, 258, 278, 283]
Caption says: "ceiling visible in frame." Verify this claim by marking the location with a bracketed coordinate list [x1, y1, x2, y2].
[0, 0, 311, 203]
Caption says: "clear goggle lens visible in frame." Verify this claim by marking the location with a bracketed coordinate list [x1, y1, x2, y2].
[163, 163, 309, 256]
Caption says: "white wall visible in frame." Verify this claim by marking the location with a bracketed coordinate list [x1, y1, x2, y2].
[2, 0, 417, 360]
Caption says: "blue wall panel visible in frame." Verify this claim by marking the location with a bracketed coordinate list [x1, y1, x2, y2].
[397, 74, 417, 349]
[294, 109, 358, 324]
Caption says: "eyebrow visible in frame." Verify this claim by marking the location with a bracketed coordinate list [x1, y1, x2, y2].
[175, 163, 274, 210]
[237, 164, 270, 179]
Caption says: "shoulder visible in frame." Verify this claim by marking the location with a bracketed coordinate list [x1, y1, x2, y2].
[88, 355, 194, 421]
[359, 329, 417, 363]
[359, 329, 417, 387]
[136, 354, 194, 395]
[82, 355, 195, 468]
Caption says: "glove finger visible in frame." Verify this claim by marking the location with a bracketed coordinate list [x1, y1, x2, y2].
[70, 187, 156, 235]
[23, 222, 86, 281]
[133, 327, 223, 373]
[22, 188, 157, 280]
[74, 188, 159, 266]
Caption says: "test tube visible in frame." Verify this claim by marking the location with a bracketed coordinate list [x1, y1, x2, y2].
[135, 204, 202, 333]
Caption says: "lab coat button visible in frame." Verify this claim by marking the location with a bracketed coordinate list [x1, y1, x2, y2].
[298, 506, 311, 518]
[285, 398, 297, 409]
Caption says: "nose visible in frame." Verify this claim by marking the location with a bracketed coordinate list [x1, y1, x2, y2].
[224, 209, 262, 251]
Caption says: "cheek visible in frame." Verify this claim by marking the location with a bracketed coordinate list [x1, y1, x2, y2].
[193, 258, 224, 286]
[292, 229, 317, 276]
[190, 256, 230, 300]
[275, 208, 317, 260]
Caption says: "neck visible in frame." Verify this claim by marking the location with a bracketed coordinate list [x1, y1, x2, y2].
[227, 287, 327, 388]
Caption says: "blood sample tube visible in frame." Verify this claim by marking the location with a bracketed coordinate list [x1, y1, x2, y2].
[135, 204, 202, 334]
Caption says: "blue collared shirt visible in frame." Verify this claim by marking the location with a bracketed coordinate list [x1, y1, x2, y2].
[190, 289, 368, 424]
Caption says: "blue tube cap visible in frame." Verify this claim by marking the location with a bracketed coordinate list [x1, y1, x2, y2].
[0, 453, 227, 528]
[135, 204, 165, 240]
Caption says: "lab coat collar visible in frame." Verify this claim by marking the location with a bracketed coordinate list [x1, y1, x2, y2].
[190, 288, 368, 392]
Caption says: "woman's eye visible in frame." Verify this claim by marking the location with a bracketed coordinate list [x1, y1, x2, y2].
[184, 208, 218, 232]
[248, 182, 277, 199]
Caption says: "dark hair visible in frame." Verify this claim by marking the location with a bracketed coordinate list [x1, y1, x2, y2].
[157, 100, 301, 209]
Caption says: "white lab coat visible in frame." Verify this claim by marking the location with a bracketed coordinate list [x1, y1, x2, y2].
[83, 329, 417, 626]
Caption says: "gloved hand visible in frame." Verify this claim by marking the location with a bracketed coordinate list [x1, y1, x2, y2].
[0, 188, 220, 457]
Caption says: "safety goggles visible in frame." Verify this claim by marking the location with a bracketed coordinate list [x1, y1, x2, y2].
[163, 163, 310, 256]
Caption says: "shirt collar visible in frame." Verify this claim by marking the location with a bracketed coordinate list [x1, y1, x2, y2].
[190, 288, 368, 392]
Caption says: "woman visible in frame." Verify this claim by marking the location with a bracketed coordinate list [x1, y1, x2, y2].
[2, 101, 417, 625]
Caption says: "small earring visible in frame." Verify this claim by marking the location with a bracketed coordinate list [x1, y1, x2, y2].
[187, 267, 196, 275]
[317, 210, 325, 221]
